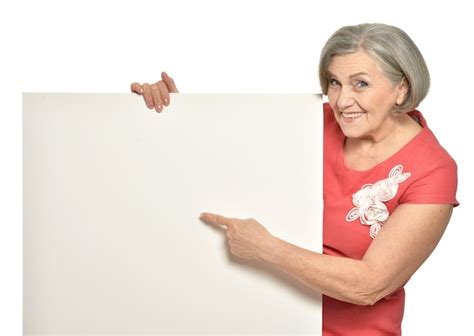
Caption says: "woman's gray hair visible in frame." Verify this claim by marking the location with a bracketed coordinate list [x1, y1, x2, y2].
[319, 23, 430, 112]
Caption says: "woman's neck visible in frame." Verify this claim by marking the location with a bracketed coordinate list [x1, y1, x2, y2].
[343, 113, 422, 170]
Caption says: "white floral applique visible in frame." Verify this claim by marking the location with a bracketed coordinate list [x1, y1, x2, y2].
[345, 165, 411, 239]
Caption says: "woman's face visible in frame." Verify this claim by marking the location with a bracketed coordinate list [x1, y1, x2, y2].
[327, 51, 408, 142]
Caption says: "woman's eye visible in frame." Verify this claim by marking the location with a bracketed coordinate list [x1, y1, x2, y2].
[355, 80, 368, 88]
[329, 79, 340, 86]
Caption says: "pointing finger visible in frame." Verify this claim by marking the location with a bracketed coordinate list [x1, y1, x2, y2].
[200, 212, 233, 228]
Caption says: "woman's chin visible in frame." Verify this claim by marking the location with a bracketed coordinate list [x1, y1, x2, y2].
[338, 122, 364, 139]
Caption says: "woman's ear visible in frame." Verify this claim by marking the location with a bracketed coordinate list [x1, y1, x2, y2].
[396, 78, 409, 106]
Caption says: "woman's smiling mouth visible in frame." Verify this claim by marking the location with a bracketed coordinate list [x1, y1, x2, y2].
[341, 111, 365, 122]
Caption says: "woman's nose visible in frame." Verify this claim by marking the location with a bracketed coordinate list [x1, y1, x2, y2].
[336, 86, 355, 111]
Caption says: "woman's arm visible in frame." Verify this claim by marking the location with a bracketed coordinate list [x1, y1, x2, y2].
[201, 204, 453, 305]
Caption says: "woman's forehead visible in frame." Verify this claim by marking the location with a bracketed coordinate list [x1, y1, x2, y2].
[328, 51, 383, 77]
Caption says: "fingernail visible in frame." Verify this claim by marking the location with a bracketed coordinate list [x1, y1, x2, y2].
[200, 212, 205, 218]
[139, 88, 143, 93]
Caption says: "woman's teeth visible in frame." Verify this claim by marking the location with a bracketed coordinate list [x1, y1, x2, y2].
[342, 112, 364, 118]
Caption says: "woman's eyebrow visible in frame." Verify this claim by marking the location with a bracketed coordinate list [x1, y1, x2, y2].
[327, 71, 371, 79]
[349, 72, 370, 78]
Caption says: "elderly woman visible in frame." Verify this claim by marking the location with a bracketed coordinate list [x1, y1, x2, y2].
[131, 23, 458, 335]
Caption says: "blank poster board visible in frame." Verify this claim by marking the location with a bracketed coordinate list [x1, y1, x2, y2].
[23, 93, 323, 335]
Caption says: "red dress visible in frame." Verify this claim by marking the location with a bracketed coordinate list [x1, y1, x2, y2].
[322, 103, 459, 335]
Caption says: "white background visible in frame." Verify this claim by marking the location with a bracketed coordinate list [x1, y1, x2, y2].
[2, 0, 473, 334]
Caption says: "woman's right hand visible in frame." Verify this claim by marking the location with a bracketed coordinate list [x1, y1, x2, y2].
[130, 71, 179, 113]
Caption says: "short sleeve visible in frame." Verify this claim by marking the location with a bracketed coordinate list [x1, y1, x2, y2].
[399, 157, 459, 206]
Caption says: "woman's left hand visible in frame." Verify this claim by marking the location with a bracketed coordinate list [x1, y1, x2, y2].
[199, 212, 275, 261]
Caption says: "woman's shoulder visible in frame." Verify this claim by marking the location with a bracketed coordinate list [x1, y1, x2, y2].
[409, 109, 456, 167]
[392, 110, 459, 206]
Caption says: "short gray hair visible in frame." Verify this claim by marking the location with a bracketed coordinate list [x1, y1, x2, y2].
[319, 23, 430, 112]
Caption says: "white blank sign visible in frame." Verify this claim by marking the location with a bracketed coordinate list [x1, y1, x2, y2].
[23, 93, 323, 335]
